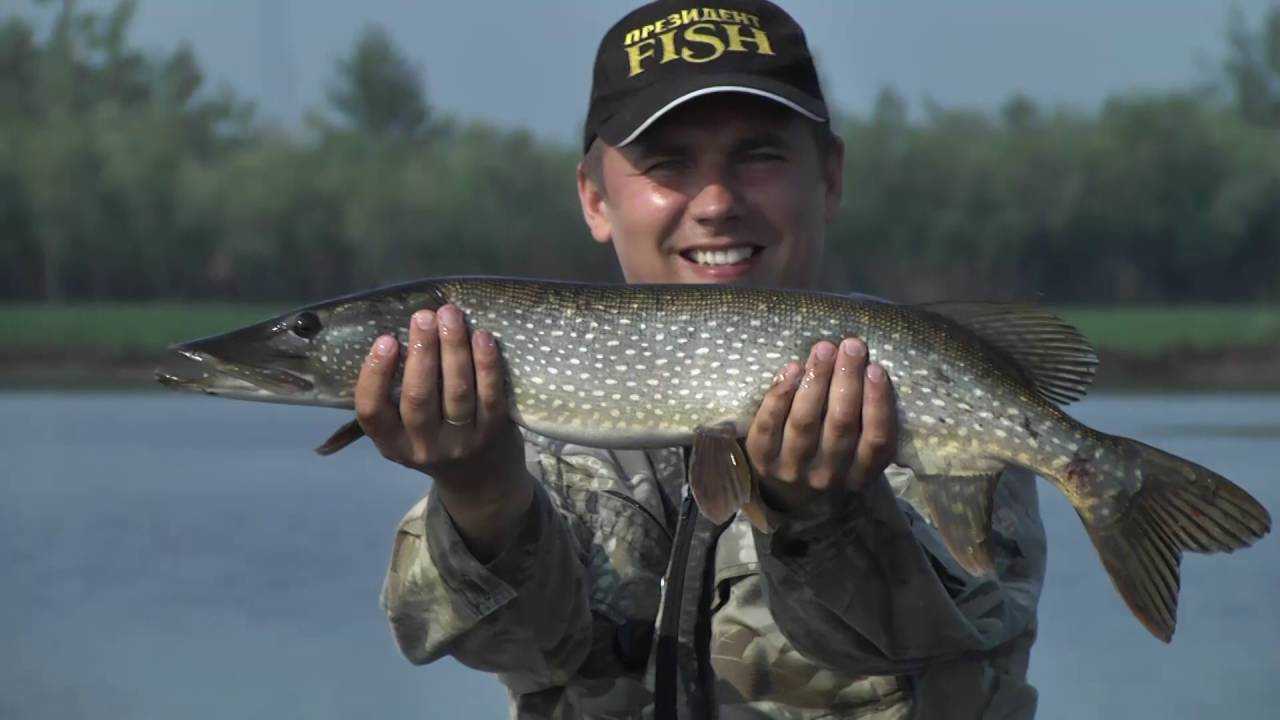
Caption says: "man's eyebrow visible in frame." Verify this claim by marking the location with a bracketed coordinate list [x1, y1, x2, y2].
[625, 129, 792, 159]
[733, 131, 790, 151]
[626, 138, 690, 157]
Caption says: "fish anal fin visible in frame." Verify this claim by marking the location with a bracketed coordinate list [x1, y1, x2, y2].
[918, 473, 1000, 577]
[919, 301, 1098, 405]
[689, 422, 753, 525]
[315, 418, 366, 456]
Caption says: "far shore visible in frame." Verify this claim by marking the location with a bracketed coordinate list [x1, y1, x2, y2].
[3, 343, 1278, 392]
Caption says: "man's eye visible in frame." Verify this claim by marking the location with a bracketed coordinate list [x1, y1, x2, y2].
[743, 150, 785, 163]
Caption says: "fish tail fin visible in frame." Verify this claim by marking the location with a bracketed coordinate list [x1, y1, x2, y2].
[1080, 438, 1270, 642]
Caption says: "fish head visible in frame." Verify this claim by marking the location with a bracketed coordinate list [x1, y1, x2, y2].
[157, 296, 399, 408]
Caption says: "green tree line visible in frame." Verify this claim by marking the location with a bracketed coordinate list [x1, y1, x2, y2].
[2, 1, 1278, 304]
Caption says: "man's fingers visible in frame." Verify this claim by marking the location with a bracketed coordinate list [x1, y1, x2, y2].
[437, 304, 477, 426]
[473, 330, 508, 436]
[850, 362, 897, 490]
[355, 335, 407, 456]
[775, 342, 836, 485]
[812, 337, 867, 489]
[745, 362, 801, 473]
[401, 310, 441, 440]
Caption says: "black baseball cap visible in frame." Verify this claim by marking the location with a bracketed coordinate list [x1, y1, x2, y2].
[582, 0, 829, 153]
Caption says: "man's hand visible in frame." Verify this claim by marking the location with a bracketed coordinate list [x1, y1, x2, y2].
[745, 338, 897, 514]
[355, 304, 532, 560]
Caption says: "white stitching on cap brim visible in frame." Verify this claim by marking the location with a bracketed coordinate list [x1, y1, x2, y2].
[616, 86, 826, 147]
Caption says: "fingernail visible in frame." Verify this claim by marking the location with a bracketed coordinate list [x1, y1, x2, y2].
[840, 338, 865, 358]
[475, 330, 495, 349]
[814, 342, 835, 362]
[414, 310, 435, 331]
[439, 305, 462, 333]
[867, 363, 885, 383]
[374, 336, 395, 357]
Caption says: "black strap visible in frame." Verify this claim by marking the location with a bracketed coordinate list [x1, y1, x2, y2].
[655, 488, 730, 720]
[654, 491, 697, 719]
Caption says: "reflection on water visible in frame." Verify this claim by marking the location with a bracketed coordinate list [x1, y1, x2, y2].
[2, 392, 1277, 719]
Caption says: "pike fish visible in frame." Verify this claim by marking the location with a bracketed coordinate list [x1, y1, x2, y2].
[158, 276, 1271, 642]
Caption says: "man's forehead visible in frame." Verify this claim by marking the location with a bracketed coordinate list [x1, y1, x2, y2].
[627, 94, 804, 150]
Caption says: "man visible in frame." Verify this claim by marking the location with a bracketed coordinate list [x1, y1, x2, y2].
[357, 1, 1046, 717]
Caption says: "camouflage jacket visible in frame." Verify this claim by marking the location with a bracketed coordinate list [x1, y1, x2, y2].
[381, 429, 1047, 719]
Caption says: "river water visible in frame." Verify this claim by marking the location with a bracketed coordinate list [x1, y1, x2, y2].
[2, 392, 1277, 718]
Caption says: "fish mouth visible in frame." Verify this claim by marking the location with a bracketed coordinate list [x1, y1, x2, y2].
[157, 347, 314, 398]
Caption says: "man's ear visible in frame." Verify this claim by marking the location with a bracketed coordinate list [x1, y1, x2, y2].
[822, 133, 846, 224]
[577, 162, 613, 244]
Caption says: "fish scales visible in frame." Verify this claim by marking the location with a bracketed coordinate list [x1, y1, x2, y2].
[440, 279, 1070, 482]
[159, 276, 1271, 643]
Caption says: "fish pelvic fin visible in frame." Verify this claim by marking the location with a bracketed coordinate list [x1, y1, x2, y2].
[1079, 438, 1271, 643]
[315, 418, 366, 456]
[689, 423, 754, 526]
[918, 473, 1000, 577]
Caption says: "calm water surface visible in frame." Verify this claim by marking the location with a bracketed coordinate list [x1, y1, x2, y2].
[3, 392, 1278, 719]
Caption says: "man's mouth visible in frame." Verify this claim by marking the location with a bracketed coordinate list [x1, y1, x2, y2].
[679, 245, 762, 266]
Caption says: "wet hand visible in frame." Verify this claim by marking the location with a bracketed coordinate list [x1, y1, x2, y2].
[745, 338, 897, 513]
[354, 304, 521, 490]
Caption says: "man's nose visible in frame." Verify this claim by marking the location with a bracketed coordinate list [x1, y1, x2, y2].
[688, 168, 741, 226]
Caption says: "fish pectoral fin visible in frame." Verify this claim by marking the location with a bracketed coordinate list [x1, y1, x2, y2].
[918, 472, 1000, 577]
[314, 418, 366, 456]
[689, 423, 753, 525]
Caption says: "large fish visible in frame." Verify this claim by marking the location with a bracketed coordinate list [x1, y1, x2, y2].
[158, 276, 1270, 642]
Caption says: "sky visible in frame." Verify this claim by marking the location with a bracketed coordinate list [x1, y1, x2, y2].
[13, 0, 1278, 143]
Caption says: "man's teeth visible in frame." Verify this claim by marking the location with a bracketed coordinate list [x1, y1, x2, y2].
[689, 247, 756, 266]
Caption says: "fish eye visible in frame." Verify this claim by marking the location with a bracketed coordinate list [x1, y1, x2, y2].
[291, 311, 322, 339]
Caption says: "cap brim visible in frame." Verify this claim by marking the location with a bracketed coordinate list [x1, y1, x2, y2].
[595, 73, 828, 148]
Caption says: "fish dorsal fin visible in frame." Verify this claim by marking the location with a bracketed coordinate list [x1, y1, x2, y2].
[920, 301, 1098, 405]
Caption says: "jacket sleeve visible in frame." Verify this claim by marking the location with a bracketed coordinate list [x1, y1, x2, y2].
[380, 445, 595, 696]
[754, 466, 1047, 676]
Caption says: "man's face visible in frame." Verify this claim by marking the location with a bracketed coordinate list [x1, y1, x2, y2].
[578, 94, 843, 289]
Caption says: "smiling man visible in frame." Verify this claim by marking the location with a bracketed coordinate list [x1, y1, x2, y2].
[360, 1, 1047, 718]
